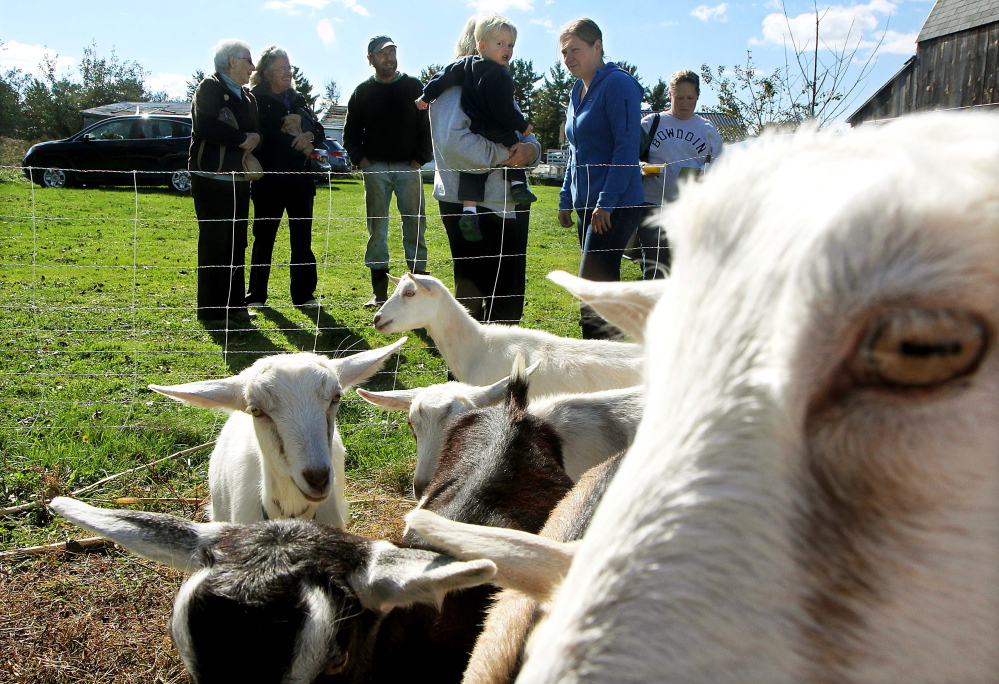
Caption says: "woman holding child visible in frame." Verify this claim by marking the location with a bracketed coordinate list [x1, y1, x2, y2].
[426, 13, 541, 324]
[557, 18, 645, 339]
[245, 45, 324, 310]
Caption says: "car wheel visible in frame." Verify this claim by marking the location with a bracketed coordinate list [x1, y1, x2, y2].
[35, 163, 73, 189]
[170, 168, 192, 193]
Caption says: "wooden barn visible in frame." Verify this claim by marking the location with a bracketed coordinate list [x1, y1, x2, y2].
[847, 0, 998, 125]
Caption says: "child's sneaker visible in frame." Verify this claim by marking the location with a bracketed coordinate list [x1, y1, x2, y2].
[459, 213, 483, 242]
[510, 184, 538, 203]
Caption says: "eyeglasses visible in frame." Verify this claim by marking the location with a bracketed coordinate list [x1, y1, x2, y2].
[236, 56, 255, 67]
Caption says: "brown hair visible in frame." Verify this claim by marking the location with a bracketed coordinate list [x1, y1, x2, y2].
[559, 18, 603, 57]
[669, 69, 700, 95]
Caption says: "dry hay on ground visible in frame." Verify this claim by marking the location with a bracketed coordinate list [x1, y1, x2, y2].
[0, 482, 413, 683]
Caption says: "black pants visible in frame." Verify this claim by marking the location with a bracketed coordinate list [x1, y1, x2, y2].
[574, 205, 644, 339]
[192, 174, 250, 320]
[637, 203, 670, 278]
[247, 175, 318, 305]
[457, 168, 527, 203]
[439, 200, 528, 324]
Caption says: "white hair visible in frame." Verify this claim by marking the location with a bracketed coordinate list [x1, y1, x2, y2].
[212, 38, 251, 76]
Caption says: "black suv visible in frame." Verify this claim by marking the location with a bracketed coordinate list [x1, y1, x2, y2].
[22, 115, 193, 192]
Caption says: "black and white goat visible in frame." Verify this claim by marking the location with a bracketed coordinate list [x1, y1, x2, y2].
[47, 497, 496, 684]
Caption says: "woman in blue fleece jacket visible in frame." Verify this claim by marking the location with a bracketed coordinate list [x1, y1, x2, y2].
[557, 18, 645, 339]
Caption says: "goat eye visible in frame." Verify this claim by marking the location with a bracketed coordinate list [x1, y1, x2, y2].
[403, 289, 415, 298]
[853, 309, 987, 388]
[246, 405, 264, 418]
[323, 650, 349, 675]
[331, 393, 342, 405]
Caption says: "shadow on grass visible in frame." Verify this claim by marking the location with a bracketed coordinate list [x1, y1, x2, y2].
[201, 319, 287, 373]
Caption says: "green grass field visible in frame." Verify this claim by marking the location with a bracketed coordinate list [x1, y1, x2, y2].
[0, 172, 648, 553]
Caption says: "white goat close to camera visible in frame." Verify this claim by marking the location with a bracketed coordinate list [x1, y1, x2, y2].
[372, 273, 651, 395]
[149, 339, 406, 526]
[419, 112, 999, 682]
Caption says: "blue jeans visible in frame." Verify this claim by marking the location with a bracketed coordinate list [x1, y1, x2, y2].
[574, 205, 644, 338]
[363, 161, 428, 272]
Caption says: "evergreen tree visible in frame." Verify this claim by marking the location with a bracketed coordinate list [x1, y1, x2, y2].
[0, 43, 27, 138]
[419, 64, 446, 86]
[185, 69, 206, 101]
[530, 61, 573, 152]
[645, 78, 670, 112]
[291, 66, 317, 107]
[509, 58, 541, 121]
[614, 61, 643, 89]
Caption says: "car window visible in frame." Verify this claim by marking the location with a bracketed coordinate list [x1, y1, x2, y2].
[85, 119, 134, 141]
[171, 121, 192, 138]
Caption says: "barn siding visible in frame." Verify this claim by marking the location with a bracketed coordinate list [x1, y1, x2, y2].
[848, 21, 998, 124]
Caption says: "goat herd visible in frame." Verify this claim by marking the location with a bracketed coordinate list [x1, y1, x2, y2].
[50, 113, 998, 683]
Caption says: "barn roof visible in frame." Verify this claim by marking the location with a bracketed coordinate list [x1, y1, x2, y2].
[918, 0, 999, 42]
[320, 105, 348, 130]
[640, 110, 747, 143]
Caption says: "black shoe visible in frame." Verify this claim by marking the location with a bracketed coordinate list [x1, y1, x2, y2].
[458, 213, 483, 242]
[228, 308, 256, 322]
[365, 268, 390, 307]
[509, 184, 538, 203]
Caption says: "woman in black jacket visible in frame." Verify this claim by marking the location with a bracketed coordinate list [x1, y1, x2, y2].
[245, 46, 325, 310]
[189, 39, 261, 324]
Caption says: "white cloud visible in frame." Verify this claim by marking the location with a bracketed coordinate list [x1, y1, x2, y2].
[466, 0, 535, 12]
[878, 29, 918, 54]
[691, 3, 729, 22]
[317, 18, 338, 45]
[146, 72, 188, 99]
[661, 20, 679, 27]
[0, 41, 65, 78]
[530, 16, 557, 32]
[264, 0, 368, 16]
[752, 0, 899, 53]
[264, 0, 328, 13]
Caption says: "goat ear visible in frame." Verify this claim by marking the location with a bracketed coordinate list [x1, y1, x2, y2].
[405, 510, 576, 600]
[48, 497, 226, 573]
[468, 375, 511, 408]
[547, 270, 666, 343]
[354, 541, 497, 612]
[149, 377, 247, 412]
[335, 337, 408, 388]
[387, 274, 402, 285]
[355, 387, 417, 411]
[411, 273, 432, 290]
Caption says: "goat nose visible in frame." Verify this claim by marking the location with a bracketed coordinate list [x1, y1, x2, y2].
[302, 466, 330, 490]
[373, 313, 382, 326]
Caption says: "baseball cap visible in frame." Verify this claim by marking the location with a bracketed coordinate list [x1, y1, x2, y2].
[367, 36, 397, 55]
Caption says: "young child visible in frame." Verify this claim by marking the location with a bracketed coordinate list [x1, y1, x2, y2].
[416, 17, 536, 241]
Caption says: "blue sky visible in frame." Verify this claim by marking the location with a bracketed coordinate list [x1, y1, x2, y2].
[1, 0, 933, 122]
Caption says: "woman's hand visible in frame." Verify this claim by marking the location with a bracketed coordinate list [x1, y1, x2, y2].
[500, 143, 536, 168]
[590, 207, 613, 234]
[240, 132, 261, 152]
[558, 209, 575, 228]
[291, 132, 314, 154]
[358, 157, 373, 170]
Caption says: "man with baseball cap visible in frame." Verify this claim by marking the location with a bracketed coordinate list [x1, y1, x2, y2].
[344, 35, 432, 306]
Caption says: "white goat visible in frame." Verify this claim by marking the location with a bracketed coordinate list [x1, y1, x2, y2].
[358, 380, 640, 494]
[149, 339, 406, 526]
[372, 273, 644, 395]
[430, 113, 999, 682]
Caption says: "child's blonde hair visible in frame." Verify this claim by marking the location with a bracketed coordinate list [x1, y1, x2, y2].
[474, 13, 518, 47]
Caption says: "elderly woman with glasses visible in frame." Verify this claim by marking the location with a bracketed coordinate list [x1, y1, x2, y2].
[244, 46, 325, 311]
[188, 38, 261, 325]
